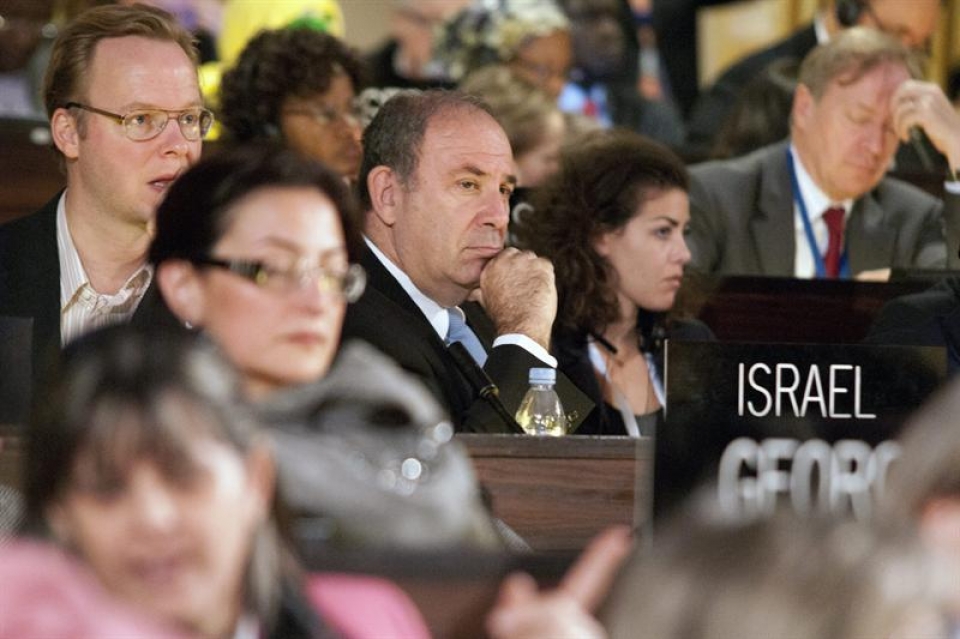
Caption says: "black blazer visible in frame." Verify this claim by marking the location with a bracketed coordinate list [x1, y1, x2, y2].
[0, 195, 62, 384]
[864, 275, 960, 374]
[340, 247, 594, 433]
[554, 317, 714, 435]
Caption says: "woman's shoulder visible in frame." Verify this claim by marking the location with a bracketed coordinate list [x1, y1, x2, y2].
[304, 572, 431, 639]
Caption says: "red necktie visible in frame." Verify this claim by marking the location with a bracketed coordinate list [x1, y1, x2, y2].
[823, 206, 845, 278]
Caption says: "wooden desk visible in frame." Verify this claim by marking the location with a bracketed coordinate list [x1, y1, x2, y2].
[459, 434, 649, 552]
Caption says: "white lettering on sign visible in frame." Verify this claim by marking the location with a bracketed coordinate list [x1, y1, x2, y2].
[717, 437, 901, 520]
[737, 363, 877, 419]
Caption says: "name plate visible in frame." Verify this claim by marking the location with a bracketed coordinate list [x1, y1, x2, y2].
[657, 341, 946, 521]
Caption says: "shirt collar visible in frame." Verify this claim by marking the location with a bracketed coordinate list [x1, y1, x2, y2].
[57, 191, 154, 307]
[790, 144, 852, 221]
[365, 237, 450, 339]
[813, 11, 830, 44]
[57, 191, 88, 309]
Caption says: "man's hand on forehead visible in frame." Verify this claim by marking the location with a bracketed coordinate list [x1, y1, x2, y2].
[891, 80, 960, 169]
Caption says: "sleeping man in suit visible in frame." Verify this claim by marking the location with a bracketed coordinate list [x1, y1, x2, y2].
[687, 27, 960, 280]
[0, 4, 207, 374]
[341, 90, 592, 433]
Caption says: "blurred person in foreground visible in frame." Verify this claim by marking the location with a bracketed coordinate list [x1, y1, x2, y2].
[18, 324, 430, 638]
[602, 510, 952, 639]
[145, 145, 506, 549]
[880, 377, 960, 633]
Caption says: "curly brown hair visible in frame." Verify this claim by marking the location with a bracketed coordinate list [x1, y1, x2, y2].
[218, 27, 365, 141]
[516, 129, 688, 334]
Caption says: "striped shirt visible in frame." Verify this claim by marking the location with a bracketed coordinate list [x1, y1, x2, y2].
[57, 195, 153, 345]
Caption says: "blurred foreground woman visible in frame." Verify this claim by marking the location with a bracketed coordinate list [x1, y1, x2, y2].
[20, 324, 428, 638]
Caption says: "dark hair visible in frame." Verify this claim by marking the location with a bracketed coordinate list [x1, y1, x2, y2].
[218, 27, 365, 141]
[43, 3, 198, 121]
[516, 129, 688, 334]
[712, 57, 799, 160]
[149, 144, 363, 266]
[21, 324, 297, 630]
[357, 89, 495, 212]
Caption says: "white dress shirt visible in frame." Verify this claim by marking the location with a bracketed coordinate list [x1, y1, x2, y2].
[790, 146, 852, 278]
[57, 194, 152, 345]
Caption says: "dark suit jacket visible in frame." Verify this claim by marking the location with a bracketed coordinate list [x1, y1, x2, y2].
[687, 141, 960, 276]
[340, 247, 594, 433]
[0, 194, 177, 391]
[0, 195, 61, 383]
[685, 24, 817, 154]
[864, 275, 960, 374]
[554, 318, 713, 435]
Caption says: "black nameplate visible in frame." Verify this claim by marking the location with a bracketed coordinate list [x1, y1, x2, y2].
[656, 341, 946, 521]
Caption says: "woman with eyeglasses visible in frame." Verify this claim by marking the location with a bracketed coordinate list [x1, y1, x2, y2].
[148, 144, 364, 399]
[218, 27, 366, 182]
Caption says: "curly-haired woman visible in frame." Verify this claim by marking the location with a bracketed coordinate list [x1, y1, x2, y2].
[219, 27, 366, 181]
[516, 129, 712, 436]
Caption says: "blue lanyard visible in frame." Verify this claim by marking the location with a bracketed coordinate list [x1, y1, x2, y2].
[786, 149, 850, 279]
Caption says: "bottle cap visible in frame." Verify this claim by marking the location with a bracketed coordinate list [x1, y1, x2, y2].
[528, 367, 556, 384]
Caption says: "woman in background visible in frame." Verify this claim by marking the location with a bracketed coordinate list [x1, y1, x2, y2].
[435, 0, 572, 100]
[517, 130, 711, 436]
[219, 27, 366, 182]
[20, 324, 428, 638]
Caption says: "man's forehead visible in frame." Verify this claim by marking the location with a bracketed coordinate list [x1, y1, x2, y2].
[421, 113, 513, 167]
[826, 61, 909, 99]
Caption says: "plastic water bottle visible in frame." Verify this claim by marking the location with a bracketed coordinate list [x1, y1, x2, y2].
[515, 368, 567, 436]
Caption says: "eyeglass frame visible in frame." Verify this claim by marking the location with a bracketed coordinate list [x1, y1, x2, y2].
[281, 102, 363, 129]
[64, 101, 215, 141]
[191, 256, 366, 302]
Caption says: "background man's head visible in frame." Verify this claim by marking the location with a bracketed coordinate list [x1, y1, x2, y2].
[791, 27, 921, 201]
[360, 90, 515, 306]
[831, 0, 941, 52]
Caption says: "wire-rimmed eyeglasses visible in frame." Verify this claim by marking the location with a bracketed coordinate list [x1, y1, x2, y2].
[192, 257, 366, 302]
[65, 102, 215, 141]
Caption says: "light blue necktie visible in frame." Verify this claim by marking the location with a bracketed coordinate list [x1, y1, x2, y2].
[446, 307, 487, 367]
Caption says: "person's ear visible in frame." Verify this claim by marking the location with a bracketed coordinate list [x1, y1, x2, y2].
[243, 440, 276, 524]
[792, 84, 815, 133]
[593, 231, 612, 258]
[367, 165, 399, 226]
[51, 108, 80, 160]
[156, 260, 206, 328]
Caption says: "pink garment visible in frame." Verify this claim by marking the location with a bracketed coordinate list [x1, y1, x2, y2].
[0, 539, 186, 639]
[306, 573, 431, 639]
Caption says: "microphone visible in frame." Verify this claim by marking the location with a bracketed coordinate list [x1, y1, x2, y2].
[447, 341, 524, 434]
